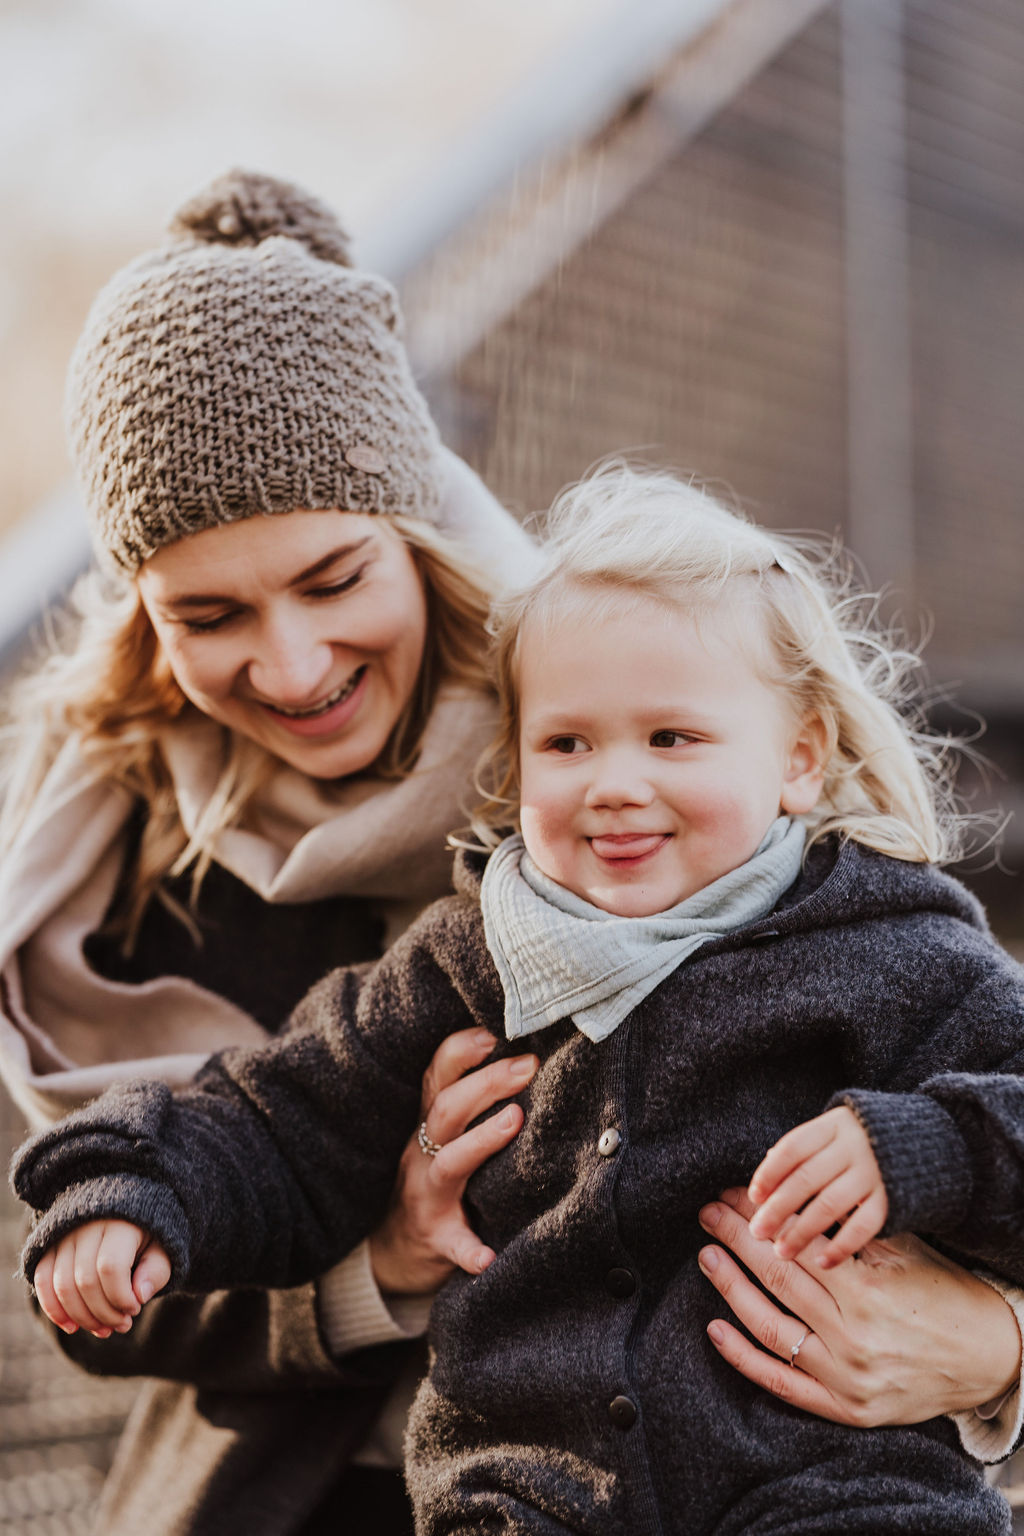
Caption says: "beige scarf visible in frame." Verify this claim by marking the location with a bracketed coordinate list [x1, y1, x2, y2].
[0, 685, 497, 1128]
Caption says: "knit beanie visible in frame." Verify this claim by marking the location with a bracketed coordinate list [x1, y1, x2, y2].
[66, 169, 445, 575]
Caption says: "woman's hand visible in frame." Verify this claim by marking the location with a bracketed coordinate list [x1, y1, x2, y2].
[369, 1028, 537, 1295]
[698, 1187, 1022, 1425]
[33, 1220, 171, 1338]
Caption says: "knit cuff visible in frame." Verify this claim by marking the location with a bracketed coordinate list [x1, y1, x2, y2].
[950, 1271, 1024, 1464]
[316, 1240, 433, 1357]
[20, 1175, 190, 1287]
[830, 1089, 973, 1236]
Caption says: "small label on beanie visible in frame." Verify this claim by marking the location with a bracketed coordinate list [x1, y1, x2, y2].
[346, 446, 386, 474]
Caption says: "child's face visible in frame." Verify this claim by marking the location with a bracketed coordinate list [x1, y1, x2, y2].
[516, 592, 825, 917]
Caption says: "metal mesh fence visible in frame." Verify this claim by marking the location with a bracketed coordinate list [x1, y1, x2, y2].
[0, 1091, 137, 1532]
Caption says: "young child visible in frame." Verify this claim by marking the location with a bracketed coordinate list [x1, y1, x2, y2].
[15, 468, 1024, 1535]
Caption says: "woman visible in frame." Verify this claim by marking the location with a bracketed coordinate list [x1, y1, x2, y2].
[0, 170, 1020, 1536]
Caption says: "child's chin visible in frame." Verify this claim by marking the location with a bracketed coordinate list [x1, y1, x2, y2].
[588, 886, 687, 919]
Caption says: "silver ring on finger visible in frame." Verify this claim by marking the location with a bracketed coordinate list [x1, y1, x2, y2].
[788, 1327, 812, 1368]
[417, 1121, 443, 1158]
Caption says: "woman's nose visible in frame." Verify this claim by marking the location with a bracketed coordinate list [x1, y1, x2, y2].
[247, 618, 335, 705]
[584, 753, 657, 809]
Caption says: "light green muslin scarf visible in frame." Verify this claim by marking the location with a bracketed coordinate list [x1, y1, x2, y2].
[480, 817, 805, 1043]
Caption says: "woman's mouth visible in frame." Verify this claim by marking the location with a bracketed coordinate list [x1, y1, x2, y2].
[259, 666, 369, 736]
[589, 833, 669, 864]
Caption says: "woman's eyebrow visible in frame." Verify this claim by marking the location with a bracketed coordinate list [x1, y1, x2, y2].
[289, 537, 373, 586]
[163, 538, 374, 607]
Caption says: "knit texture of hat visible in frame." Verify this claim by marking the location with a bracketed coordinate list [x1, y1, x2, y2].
[66, 169, 444, 575]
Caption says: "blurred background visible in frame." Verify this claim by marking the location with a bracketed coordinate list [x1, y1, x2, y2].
[1, 0, 1022, 1528]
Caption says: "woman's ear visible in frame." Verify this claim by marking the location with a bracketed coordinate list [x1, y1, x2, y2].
[780, 713, 828, 816]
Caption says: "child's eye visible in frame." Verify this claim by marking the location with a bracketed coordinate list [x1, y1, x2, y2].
[548, 736, 587, 755]
[650, 730, 691, 749]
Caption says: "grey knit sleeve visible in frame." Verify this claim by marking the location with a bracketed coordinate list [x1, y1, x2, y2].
[13, 914, 478, 1296]
[828, 960, 1024, 1281]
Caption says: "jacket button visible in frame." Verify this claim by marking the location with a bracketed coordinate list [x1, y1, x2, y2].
[597, 1127, 621, 1157]
[608, 1395, 637, 1429]
[605, 1267, 636, 1298]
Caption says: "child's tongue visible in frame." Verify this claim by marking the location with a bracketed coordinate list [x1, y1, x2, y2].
[590, 833, 667, 861]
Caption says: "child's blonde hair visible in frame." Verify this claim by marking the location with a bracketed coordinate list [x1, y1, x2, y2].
[1, 515, 496, 939]
[474, 464, 966, 865]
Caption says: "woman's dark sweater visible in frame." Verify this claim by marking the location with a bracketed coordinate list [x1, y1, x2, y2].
[15, 840, 1024, 1534]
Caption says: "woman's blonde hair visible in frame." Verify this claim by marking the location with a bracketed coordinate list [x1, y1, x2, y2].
[473, 463, 968, 865]
[1, 514, 496, 938]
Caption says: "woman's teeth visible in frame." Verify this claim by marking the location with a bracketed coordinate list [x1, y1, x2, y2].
[269, 667, 365, 719]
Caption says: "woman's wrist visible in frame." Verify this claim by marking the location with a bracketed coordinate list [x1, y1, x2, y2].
[317, 1240, 426, 1356]
[969, 1272, 1024, 1408]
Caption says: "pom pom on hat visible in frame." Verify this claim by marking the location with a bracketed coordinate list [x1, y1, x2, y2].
[169, 168, 353, 269]
[67, 169, 443, 575]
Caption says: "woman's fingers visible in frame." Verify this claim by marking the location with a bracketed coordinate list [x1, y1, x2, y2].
[699, 1198, 841, 1331]
[704, 1317, 851, 1423]
[418, 1027, 498, 1117]
[416, 1105, 524, 1275]
[429, 1104, 524, 1188]
[430, 1210, 497, 1276]
[698, 1242, 830, 1364]
[423, 1053, 538, 1149]
[707, 1193, 1024, 1425]
[369, 1033, 536, 1295]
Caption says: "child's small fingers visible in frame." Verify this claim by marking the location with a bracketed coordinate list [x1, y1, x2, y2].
[749, 1143, 851, 1242]
[773, 1168, 877, 1259]
[748, 1113, 840, 1204]
[133, 1243, 172, 1306]
[818, 1189, 890, 1269]
[51, 1239, 111, 1336]
[33, 1252, 76, 1333]
[95, 1226, 147, 1315]
[62, 1226, 133, 1332]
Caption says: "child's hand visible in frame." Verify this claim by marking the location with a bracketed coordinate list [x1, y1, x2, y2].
[32, 1220, 171, 1338]
[746, 1107, 888, 1269]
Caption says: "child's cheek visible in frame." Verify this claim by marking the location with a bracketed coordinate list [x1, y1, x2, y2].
[518, 798, 574, 874]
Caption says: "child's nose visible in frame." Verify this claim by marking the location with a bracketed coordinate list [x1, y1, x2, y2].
[584, 753, 657, 809]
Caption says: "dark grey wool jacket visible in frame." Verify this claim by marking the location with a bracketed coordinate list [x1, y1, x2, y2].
[14, 840, 1024, 1536]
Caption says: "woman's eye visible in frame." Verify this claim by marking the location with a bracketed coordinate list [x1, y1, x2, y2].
[182, 611, 236, 634]
[650, 730, 690, 749]
[310, 566, 366, 600]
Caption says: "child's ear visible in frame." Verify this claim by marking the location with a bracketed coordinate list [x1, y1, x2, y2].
[780, 713, 828, 816]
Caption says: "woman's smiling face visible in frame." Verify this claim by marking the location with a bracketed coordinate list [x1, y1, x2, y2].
[137, 510, 428, 779]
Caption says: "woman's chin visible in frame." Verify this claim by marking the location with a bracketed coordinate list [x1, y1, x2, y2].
[223, 706, 390, 781]
[266, 727, 387, 781]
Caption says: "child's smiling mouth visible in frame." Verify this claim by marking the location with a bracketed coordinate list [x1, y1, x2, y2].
[589, 833, 670, 863]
